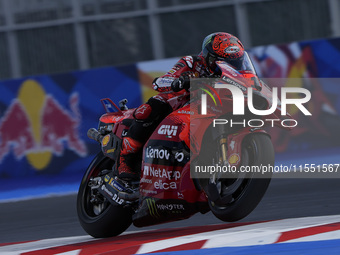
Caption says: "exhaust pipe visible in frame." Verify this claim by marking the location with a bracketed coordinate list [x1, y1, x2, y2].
[87, 128, 103, 143]
[118, 191, 140, 201]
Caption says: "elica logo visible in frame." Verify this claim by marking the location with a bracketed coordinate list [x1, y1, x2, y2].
[201, 84, 312, 128]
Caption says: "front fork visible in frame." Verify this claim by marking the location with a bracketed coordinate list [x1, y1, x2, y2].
[225, 127, 268, 168]
[210, 136, 228, 184]
[209, 128, 268, 199]
[213, 123, 268, 169]
[219, 137, 228, 166]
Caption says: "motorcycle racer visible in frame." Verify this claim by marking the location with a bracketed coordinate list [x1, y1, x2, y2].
[117, 32, 245, 180]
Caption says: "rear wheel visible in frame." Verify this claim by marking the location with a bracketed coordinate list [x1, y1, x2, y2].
[206, 133, 274, 222]
[77, 152, 133, 238]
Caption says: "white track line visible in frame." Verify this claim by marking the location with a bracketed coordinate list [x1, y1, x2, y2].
[136, 215, 340, 254]
[203, 215, 340, 248]
[284, 230, 340, 243]
[0, 229, 147, 255]
[0, 236, 93, 254]
[1, 215, 339, 255]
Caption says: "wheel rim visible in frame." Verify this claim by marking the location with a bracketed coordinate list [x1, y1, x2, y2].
[210, 137, 257, 209]
[80, 155, 114, 219]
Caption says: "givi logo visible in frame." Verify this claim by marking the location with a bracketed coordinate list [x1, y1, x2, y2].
[157, 125, 178, 137]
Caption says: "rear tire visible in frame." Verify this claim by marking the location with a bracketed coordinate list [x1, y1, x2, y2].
[77, 152, 133, 238]
[209, 133, 274, 222]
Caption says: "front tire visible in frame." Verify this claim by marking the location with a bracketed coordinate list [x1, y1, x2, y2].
[209, 133, 274, 222]
[77, 152, 133, 238]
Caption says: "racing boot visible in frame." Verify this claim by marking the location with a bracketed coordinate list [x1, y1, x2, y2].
[117, 137, 143, 181]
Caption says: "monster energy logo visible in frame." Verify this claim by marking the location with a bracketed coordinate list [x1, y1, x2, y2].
[203, 35, 213, 48]
[145, 198, 186, 218]
[146, 198, 160, 218]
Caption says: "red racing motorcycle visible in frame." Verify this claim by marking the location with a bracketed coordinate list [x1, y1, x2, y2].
[77, 53, 292, 238]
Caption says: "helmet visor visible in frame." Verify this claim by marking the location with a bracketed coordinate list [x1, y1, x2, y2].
[208, 52, 256, 73]
[207, 53, 244, 71]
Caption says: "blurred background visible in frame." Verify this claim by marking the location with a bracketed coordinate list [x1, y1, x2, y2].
[0, 0, 339, 80]
[0, 0, 340, 201]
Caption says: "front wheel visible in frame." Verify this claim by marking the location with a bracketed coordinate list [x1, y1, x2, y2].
[77, 152, 133, 238]
[208, 133, 274, 222]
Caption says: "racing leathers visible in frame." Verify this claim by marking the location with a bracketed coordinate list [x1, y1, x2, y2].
[118, 54, 212, 180]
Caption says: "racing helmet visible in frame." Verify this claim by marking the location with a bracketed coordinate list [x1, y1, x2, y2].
[202, 32, 245, 72]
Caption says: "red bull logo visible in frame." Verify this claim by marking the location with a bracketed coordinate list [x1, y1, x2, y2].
[0, 99, 35, 161]
[0, 79, 87, 170]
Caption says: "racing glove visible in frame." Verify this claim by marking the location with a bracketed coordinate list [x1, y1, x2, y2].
[171, 72, 194, 92]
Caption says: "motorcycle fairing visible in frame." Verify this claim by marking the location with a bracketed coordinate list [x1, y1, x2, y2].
[216, 61, 293, 130]
[100, 132, 121, 160]
[139, 111, 203, 202]
[132, 197, 209, 227]
[98, 110, 135, 138]
[133, 110, 209, 227]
